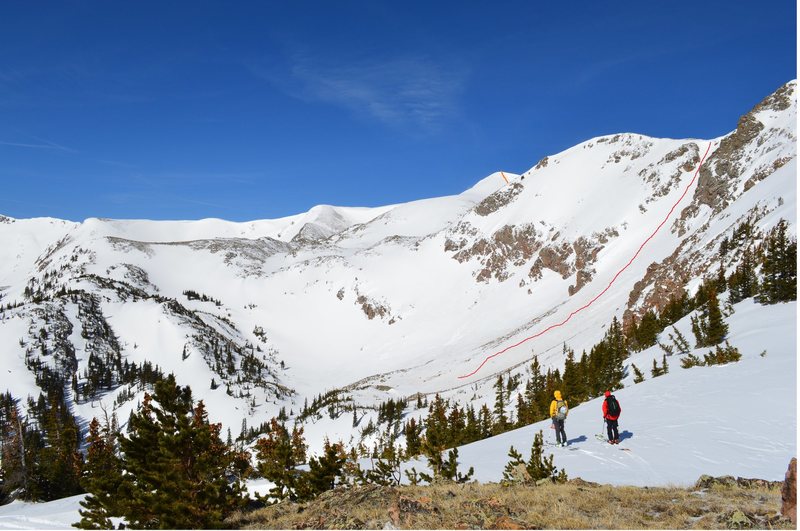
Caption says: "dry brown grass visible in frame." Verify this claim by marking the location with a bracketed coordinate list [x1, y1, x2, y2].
[226, 479, 791, 529]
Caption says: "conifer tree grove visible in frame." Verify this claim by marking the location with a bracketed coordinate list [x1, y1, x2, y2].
[759, 219, 797, 303]
[77, 417, 121, 529]
[76, 375, 245, 529]
[255, 417, 307, 501]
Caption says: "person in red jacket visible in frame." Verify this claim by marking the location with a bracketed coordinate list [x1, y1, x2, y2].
[602, 391, 622, 444]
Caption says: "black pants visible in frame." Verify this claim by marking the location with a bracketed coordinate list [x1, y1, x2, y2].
[606, 418, 619, 441]
[553, 418, 567, 444]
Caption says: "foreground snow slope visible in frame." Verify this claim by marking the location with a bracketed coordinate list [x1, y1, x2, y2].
[423, 299, 797, 487]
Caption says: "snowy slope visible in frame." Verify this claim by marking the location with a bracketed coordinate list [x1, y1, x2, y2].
[0, 297, 794, 528]
[0, 80, 795, 472]
[430, 299, 796, 487]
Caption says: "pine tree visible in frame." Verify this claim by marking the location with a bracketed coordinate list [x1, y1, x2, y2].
[651, 358, 663, 378]
[404, 417, 422, 457]
[561, 345, 584, 402]
[492, 375, 508, 434]
[515, 393, 529, 427]
[35, 395, 83, 500]
[704, 289, 728, 345]
[358, 443, 403, 486]
[716, 263, 727, 293]
[631, 363, 645, 384]
[478, 405, 493, 439]
[669, 327, 692, 354]
[502, 446, 527, 483]
[86, 375, 246, 528]
[255, 418, 307, 501]
[0, 401, 28, 501]
[680, 353, 704, 369]
[524, 357, 546, 422]
[635, 310, 660, 351]
[438, 448, 474, 483]
[77, 417, 121, 529]
[298, 439, 346, 499]
[521, 431, 567, 484]
[760, 220, 797, 303]
[728, 248, 757, 303]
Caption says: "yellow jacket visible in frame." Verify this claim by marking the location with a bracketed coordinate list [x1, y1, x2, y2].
[550, 390, 568, 418]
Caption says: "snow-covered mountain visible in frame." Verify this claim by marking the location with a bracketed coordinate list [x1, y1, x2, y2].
[0, 79, 795, 481]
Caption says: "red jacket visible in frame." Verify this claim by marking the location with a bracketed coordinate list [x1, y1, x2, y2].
[602, 395, 621, 421]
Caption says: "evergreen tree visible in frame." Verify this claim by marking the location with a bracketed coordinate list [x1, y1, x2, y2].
[77, 417, 121, 529]
[492, 375, 509, 433]
[515, 393, 529, 428]
[438, 448, 474, 483]
[728, 248, 758, 303]
[404, 417, 422, 457]
[651, 358, 663, 378]
[631, 363, 645, 384]
[523, 357, 546, 422]
[660, 291, 689, 327]
[82, 375, 246, 528]
[477, 405, 493, 439]
[561, 345, 584, 402]
[760, 219, 797, 303]
[255, 418, 307, 501]
[715, 263, 727, 293]
[419, 448, 474, 484]
[704, 289, 728, 345]
[463, 405, 481, 443]
[298, 439, 346, 500]
[502, 446, 527, 483]
[635, 310, 660, 351]
[34, 395, 83, 500]
[668, 327, 692, 354]
[0, 401, 28, 501]
[503, 431, 567, 484]
[358, 443, 403, 486]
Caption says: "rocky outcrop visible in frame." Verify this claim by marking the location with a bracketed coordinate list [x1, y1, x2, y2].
[639, 143, 700, 204]
[782, 458, 797, 525]
[474, 182, 524, 216]
[529, 229, 617, 296]
[450, 224, 540, 282]
[695, 113, 764, 213]
[356, 294, 390, 320]
[528, 242, 573, 282]
[688, 81, 796, 219]
[694, 474, 782, 490]
[743, 156, 793, 192]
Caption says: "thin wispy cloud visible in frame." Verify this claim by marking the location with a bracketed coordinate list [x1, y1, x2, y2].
[253, 54, 467, 133]
[0, 139, 75, 152]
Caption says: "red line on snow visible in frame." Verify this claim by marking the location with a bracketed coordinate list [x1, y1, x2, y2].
[458, 142, 713, 379]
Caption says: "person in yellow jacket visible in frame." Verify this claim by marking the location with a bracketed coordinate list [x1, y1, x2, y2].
[549, 390, 569, 447]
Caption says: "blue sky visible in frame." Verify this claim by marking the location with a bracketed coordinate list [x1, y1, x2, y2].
[0, 1, 796, 221]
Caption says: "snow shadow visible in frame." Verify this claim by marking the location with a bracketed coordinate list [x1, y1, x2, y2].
[619, 430, 633, 441]
[567, 435, 587, 445]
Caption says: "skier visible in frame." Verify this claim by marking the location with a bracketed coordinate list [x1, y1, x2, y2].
[602, 391, 622, 444]
[549, 390, 569, 447]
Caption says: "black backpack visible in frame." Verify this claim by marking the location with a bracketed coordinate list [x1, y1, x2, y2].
[606, 395, 620, 417]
